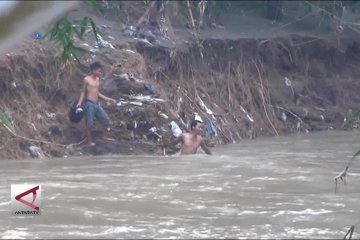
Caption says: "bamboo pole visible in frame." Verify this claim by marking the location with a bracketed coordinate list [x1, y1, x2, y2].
[135, 1, 156, 28]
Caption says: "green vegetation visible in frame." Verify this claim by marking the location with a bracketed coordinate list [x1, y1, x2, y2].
[45, 0, 102, 63]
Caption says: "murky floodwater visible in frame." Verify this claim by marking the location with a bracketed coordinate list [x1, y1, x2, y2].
[1, 131, 360, 239]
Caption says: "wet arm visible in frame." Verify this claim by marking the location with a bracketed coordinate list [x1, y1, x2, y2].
[200, 141, 212, 155]
[98, 92, 116, 102]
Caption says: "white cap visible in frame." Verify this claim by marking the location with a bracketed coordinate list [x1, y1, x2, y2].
[194, 114, 203, 123]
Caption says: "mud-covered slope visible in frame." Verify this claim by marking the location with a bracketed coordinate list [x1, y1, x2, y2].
[1, 2, 360, 159]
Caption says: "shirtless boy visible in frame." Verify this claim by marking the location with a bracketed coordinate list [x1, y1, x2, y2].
[76, 62, 116, 146]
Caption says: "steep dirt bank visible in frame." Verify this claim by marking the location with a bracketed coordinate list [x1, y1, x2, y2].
[1, 2, 360, 159]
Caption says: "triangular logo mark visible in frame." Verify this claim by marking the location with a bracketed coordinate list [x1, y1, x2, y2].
[15, 185, 40, 211]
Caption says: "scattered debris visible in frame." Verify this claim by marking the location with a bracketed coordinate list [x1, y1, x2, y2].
[32, 32, 44, 40]
[144, 83, 155, 94]
[130, 95, 165, 103]
[158, 111, 168, 119]
[169, 121, 183, 138]
[204, 118, 218, 136]
[129, 101, 143, 106]
[320, 114, 325, 122]
[45, 112, 56, 119]
[240, 105, 254, 122]
[125, 49, 136, 54]
[284, 77, 295, 95]
[135, 37, 153, 46]
[29, 146, 45, 158]
[148, 126, 162, 141]
[122, 25, 136, 37]
[116, 100, 129, 107]
[10, 81, 16, 89]
[196, 94, 217, 121]
[115, 73, 130, 81]
[128, 73, 140, 82]
[177, 97, 183, 113]
[95, 34, 115, 49]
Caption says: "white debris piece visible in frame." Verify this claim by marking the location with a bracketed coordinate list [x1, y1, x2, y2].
[196, 95, 217, 121]
[130, 95, 165, 103]
[240, 105, 254, 122]
[116, 101, 128, 107]
[29, 146, 45, 158]
[158, 111, 168, 119]
[169, 121, 182, 138]
[95, 34, 115, 49]
[125, 49, 136, 54]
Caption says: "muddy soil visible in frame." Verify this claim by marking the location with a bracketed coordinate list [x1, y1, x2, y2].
[1, 1, 360, 159]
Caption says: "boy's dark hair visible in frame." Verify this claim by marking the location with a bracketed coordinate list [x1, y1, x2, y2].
[90, 62, 102, 71]
[190, 120, 201, 130]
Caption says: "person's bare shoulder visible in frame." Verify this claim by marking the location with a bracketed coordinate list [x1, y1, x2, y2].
[83, 75, 91, 82]
[182, 132, 191, 139]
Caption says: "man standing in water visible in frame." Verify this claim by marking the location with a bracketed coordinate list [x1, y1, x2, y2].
[166, 120, 212, 155]
[76, 62, 116, 146]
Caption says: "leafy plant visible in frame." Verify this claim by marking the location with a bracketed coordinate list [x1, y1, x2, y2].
[44, 0, 102, 63]
[0, 108, 15, 133]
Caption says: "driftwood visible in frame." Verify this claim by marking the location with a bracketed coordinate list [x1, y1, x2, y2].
[343, 225, 355, 240]
[334, 148, 360, 193]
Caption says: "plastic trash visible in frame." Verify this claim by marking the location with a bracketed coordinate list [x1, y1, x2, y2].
[45, 112, 56, 119]
[144, 84, 155, 94]
[204, 119, 218, 136]
[116, 101, 128, 107]
[285, 77, 292, 86]
[169, 121, 182, 138]
[95, 34, 115, 49]
[122, 25, 136, 37]
[177, 97, 183, 112]
[284, 77, 295, 95]
[196, 95, 214, 116]
[118, 73, 130, 81]
[125, 49, 136, 54]
[29, 146, 45, 158]
[137, 38, 153, 46]
[158, 111, 168, 119]
[130, 95, 165, 103]
[240, 105, 254, 122]
[32, 32, 44, 40]
[148, 126, 162, 141]
[10, 81, 16, 89]
[129, 101, 143, 106]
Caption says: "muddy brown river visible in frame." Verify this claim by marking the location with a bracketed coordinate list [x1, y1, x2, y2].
[0, 131, 359, 238]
